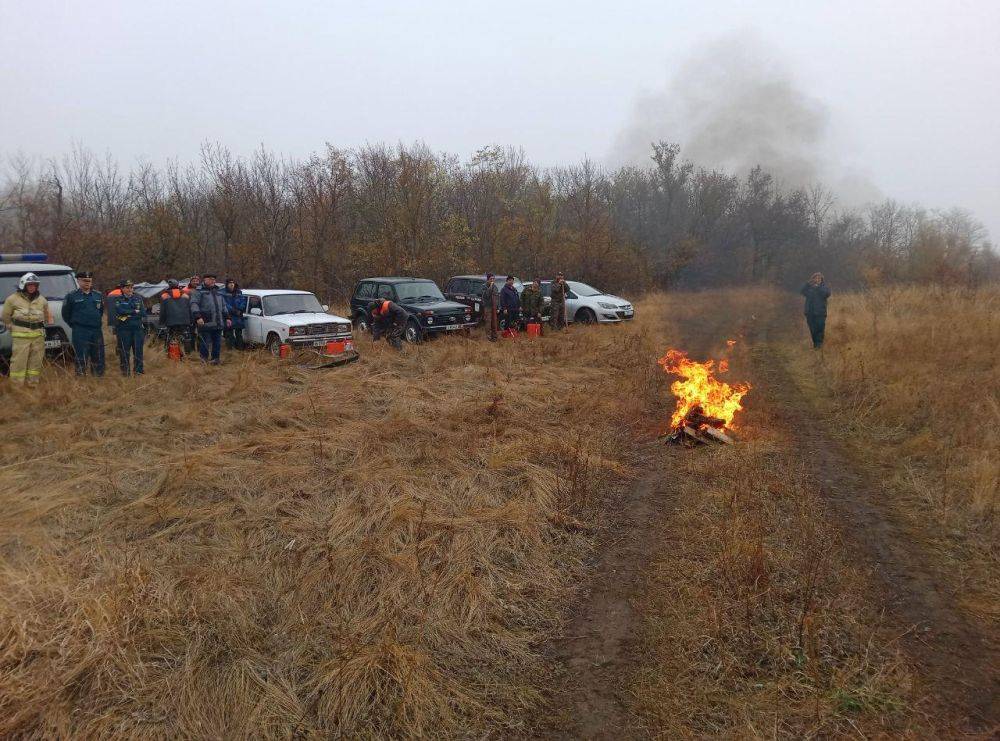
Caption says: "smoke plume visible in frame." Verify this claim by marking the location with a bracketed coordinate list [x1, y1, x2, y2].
[611, 33, 881, 206]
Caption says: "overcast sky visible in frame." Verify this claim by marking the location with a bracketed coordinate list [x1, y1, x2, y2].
[2, 0, 998, 238]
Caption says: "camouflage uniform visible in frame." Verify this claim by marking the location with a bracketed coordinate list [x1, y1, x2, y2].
[550, 278, 568, 330]
[521, 284, 544, 326]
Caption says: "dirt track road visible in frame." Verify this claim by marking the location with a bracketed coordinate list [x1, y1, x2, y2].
[542, 293, 998, 738]
[755, 302, 999, 730]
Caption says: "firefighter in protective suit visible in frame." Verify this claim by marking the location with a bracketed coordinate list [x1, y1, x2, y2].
[369, 300, 406, 350]
[1, 273, 52, 385]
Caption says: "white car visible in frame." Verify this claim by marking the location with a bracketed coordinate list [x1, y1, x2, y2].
[540, 280, 635, 324]
[241, 289, 354, 354]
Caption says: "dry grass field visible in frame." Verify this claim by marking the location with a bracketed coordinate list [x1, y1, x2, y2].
[1, 287, 996, 738]
[0, 305, 668, 738]
[788, 286, 999, 633]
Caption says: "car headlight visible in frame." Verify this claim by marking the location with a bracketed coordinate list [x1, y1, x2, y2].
[598, 302, 616, 309]
[289, 326, 304, 336]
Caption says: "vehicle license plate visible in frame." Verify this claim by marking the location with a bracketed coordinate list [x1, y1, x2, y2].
[313, 340, 326, 347]
[446, 324, 462, 331]
[44, 339, 61, 349]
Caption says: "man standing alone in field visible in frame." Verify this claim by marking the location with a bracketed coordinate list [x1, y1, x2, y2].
[550, 271, 568, 331]
[800, 272, 831, 349]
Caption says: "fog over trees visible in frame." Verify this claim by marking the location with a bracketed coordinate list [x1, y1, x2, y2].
[1, 141, 995, 298]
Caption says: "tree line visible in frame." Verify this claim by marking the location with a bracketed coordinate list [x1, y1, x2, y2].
[1, 141, 996, 300]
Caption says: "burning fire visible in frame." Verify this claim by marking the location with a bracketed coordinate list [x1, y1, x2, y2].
[658, 346, 751, 430]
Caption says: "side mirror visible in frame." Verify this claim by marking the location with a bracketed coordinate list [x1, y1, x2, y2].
[322, 304, 329, 312]
[567, 292, 577, 300]
[249, 307, 262, 316]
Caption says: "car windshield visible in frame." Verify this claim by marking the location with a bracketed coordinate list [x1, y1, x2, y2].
[567, 281, 603, 297]
[263, 293, 324, 315]
[395, 281, 445, 302]
[0, 270, 77, 301]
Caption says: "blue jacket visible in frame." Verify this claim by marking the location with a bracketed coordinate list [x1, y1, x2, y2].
[62, 288, 104, 328]
[500, 284, 521, 311]
[114, 294, 146, 331]
[222, 288, 245, 329]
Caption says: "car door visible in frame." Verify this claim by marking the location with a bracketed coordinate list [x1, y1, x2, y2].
[353, 281, 375, 317]
[444, 277, 464, 303]
[564, 286, 581, 322]
[244, 295, 264, 344]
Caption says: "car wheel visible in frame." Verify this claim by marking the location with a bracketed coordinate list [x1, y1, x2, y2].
[354, 312, 370, 334]
[577, 308, 597, 325]
[266, 332, 282, 356]
[404, 319, 421, 343]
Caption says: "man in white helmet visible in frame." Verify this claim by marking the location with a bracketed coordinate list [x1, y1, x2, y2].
[1, 272, 52, 385]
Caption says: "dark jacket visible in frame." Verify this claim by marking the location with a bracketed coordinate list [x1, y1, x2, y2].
[499, 284, 520, 312]
[800, 282, 831, 316]
[222, 286, 245, 329]
[160, 289, 192, 328]
[373, 301, 408, 329]
[62, 288, 105, 328]
[550, 279, 568, 303]
[114, 294, 146, 331]
[191, 285, 230, 329]
[521, 285, 543, 317]
[481, 282, 499, 311]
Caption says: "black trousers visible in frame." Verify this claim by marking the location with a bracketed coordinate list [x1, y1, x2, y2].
[806, 313, 826, 348]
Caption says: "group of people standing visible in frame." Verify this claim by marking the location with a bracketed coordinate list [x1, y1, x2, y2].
[157, 274, 246, 364]
[478, 272, 569, 342]
[1, 270, 247, 386]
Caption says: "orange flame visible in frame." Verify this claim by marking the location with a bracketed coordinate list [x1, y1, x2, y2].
[658, 348, 750, 429]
